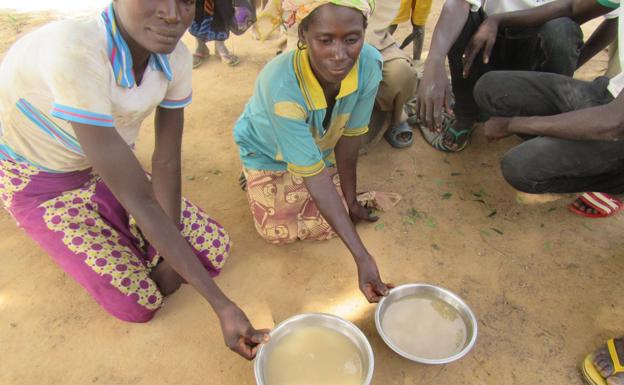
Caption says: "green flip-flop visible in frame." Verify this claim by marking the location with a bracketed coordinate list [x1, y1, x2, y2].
[417, 113, 474, 153]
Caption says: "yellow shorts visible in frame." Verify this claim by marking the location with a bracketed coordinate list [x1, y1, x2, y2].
[392, 0, 433, 26]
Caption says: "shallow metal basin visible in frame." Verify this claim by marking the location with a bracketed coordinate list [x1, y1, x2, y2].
[254, 313, 374, 385]
[375, 283, 478, 364]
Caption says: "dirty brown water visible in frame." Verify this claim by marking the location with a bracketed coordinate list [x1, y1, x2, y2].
[382, 294, 467, 360]
[265, 326, 364, 385]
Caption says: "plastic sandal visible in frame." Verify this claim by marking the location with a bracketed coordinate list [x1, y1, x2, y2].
[219, 53, 240, 67]
[384, 121, 414, 148]
[569, 192, 622, 218]
[581, 339, 624, 385]
[416, 113, 472, 153]
[192, 52, 208, 69]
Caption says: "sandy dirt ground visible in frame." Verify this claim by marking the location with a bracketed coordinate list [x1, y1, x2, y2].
[1, 3, 624, 385]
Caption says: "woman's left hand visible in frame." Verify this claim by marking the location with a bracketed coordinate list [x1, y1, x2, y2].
[357, 257, 393, 303]
[349, 201, 379, 224]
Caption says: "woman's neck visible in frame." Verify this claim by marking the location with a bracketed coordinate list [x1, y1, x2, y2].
[310, 64, 341, 106]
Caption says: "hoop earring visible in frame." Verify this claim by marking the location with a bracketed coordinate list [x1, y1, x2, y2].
[297, 40, 307, 50]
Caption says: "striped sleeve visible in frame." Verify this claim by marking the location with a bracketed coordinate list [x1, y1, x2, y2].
[51, 104, 114, 127]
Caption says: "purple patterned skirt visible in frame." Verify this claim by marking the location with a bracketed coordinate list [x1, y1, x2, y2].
[0, 159, 230, 322]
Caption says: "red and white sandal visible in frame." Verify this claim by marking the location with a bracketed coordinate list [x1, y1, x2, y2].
[569, 192, 623, 218]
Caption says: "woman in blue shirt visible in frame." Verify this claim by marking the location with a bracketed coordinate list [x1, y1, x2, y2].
[234, 0, 393, 303]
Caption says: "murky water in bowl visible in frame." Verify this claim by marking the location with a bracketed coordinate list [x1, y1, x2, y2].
[265, 326, 364, 385]
[382, 294, 467, 359]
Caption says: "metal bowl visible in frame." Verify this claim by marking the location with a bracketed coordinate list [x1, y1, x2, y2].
[254, 313, 374, 385]
[375, 283, 478, 365]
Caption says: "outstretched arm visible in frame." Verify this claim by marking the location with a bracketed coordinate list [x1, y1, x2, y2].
[152, 106, 183, 226]
[72, 121, 268, 359]
[303, 159, 391, 303]
[485, 91, 624, 141]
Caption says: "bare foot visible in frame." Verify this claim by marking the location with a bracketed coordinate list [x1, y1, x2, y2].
[592, 337, 624, 385]
[215, 40, 240, 66]
[193, 40, 209, 69]
[571, 198, 601, 216]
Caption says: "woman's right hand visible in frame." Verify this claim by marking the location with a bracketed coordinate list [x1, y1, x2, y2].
[417, 59, 455, 131]
[356, 256, 393, 303]
[217, 302, 270, 360]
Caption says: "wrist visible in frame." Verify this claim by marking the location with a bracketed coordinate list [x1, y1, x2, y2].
[347, 198, 359, 210]
[353, 253, 374, 265]
[507, 117, 523, 134]
[424, 55, 445, 68]
[214, 298, 236, 316]
[485, 15, 502, 28]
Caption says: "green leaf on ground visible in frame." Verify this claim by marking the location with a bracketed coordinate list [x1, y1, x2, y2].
[443, 158, 451, 165]
[431, 243, 440, 250]
[490, 227, 504, 235]
[451, 172, 463, 176]
[479, 228, 491, 237]
[186, 175, 196, 181]
[441, 192, 453, 200]
[425, 218, 437, 229]
[487, 209, 497, 217]
[393, 169, 405, 177]
[582, 223, 593, 231]
[544, 241, 552, 251]
[434, 179, 444, 187]
[374, 223, 386, 231]
[547, 207, 557, 212]
[210, 170, 223, 176]
[403, 208, 422, 225]
[403, 217, 416, 225]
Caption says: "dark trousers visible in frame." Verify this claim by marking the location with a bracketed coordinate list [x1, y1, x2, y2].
[474, 71, 624, 194]
[449, 11, 583, 121]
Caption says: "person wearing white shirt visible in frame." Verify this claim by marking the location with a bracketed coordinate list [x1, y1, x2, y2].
[470, 1, 623, 381]
[414, 0, 582, 152]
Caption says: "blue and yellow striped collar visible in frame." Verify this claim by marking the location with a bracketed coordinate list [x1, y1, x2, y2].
[293, 48, 359, 111]
[101, 4, 173, 88]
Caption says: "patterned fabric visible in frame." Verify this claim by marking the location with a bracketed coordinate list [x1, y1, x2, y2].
[189, 17, 230, 42]
[244, 168, 346, 244]
[257, 0, 374, 38]
[233, 44, 382, 177]
[101, 4, 173, 88]
[190, 0, 233, 42]
[281, 0, 375, 27]
[0, 159, 229, 322]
